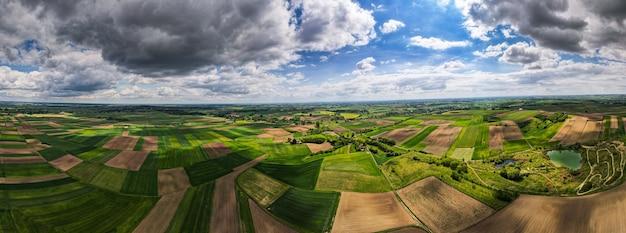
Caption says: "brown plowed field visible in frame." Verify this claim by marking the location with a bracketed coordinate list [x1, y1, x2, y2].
[158, 167, 191, 196]
[286, 125, 315, 133]
[49, 154, 83, 172]
[133, 190, 187, 233]
[257, 128, 292, 143]
[103, 136, 139, 150]
[142, 136, 158, 151]
[610, 116, 619, 129]
[462, 182, 626, 233]
[398, 177, 494, 233]
[0, 156, 46, 164]
[422, 126, 461, 156]
[249, 199, 297, 233]
[551, 116, 603, 145]
[210, 156, 265, 233]
[389, 227, 429, 233]
[331, 192, 416, 233]
[0, 173, 69, 184]
[381, 127, 421, 143]
[305, 142, 333, 153]
[202, 142, 231, 158]
[105, 150, 149, 171]
[16, 125, 41, 135]
[0, 148, 33, 154]
[502, 121, 523, 140]
[488, 126, 504, 150]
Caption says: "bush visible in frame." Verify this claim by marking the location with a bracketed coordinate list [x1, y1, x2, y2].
[300, 134, 327, 144]
[499, 166, 524, 181]
[494, 190, 518, 202]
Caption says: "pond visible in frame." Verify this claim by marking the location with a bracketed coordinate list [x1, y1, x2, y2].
[547, 150, 582, 170]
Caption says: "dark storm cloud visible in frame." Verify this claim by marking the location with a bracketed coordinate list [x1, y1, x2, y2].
[584, 0, 626, 23]
[468, 0, 587, 52]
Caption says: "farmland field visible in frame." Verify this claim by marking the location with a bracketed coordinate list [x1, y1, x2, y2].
[3, 97, 626, 232]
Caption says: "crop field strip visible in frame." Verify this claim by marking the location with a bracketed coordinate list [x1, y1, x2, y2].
[421, 125, 462, 156]
[331, 191, 416, 233]
[316, 152, 391, 192]
[268, 187, 340, 233]
[254, 159, 323, 189]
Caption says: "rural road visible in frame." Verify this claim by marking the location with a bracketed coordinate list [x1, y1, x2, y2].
[210, 155, 266, 233]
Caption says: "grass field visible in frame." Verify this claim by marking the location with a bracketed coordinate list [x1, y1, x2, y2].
[237, 169, 289, 206]
[255, 160, 322, 190]
[262, 143, 311, 164]
[316, 152, 391, 192]
[268, 187, 340, 233]
[340, 113, 360, 120]
[166, 183, 214, 233]
[498, 110, 539, 122]
[456, 126, 480, 148]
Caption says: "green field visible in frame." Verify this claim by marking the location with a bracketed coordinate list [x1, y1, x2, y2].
[237, 169, 289, 206]
[268, 187, 340, 233]
[401, 125, 437, 148]
[255, 160, 322, 189]
[166, 183, 214, 233]
[316, 152, 391, 192]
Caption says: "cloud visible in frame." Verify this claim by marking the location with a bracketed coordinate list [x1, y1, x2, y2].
[296, 0, 377, 51]
[438, 60, 467, 71]
[473, 42, 509, 58]
[3, 0, 376, 77]
[353, 57, 376, 74]
[409, 36, 470, 50]
[380, 59, 397, 64]
[380, 19, 406, 34]
[499, 42, 560, 69]
[456, 0, 626, 58]
[319, 56, 329, 62]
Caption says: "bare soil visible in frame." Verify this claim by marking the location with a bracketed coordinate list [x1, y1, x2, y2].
[422, 126, 462, 156]
[105, 150, 149, 171]
[142, 136, 158, 151]
[133, 190, 187, 233]
[381, 127, 421, 143]
[257, 128, 292, 143]
[489, 126, 504, 150]
[49, 154, 83, 172]
[249, 199, 297, 233]
[0, 156, 46, 164]
[0, 173, 69, 184]
[103, 136, 139, 150]
[331, 192, 416, 233]
[202, 142, 231, 158]
[462, 182, 626, 233]
[286, 125, 315, 133]
[305, 142, 333, 153]
[580, 120, 603, 144]
[398, 177, 494, 233]
[610, 116, 619, 129]
[210, 156, 265, 233]
[16, 125, 41, 135]
[158, 167, 191, 196]
[501, 120, 523, 140]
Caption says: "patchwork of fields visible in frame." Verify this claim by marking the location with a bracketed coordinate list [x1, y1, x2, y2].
[2, 102, 626, 233]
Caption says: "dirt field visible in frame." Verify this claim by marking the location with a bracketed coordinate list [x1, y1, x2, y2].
[462, 182, 626, 233]
[0, 173, 69, 184]
[610, 116, 619, 129]
[381, 127, 421, 143]
[0, 148, 33, 154]
[305, 142, 333, 153]
[551, 116, 604, 145]
[105, 150, 150, 171]
[502, 120, 523, 140]
[47, 121, 62, 128]
[422, 126, 461, 156]
[16, 125, 41, 134]
[202, 142, 231, 158]
[133, 190, 187, 233]
[0, 156, 46, 164]
[389, 227, 429, 233]
[0, 131, 20, 135]
[249, 199, 297, 233]
[158, 167, 191, 196]
[331, 192, 416, 233]
[580, 120, 603, 144]
[142, 136, 158, 151]
[103, 136, 139, 150]
[286, 125, 315, 133]
[398, 177, 494, 233]
[49, 154, 83, 172]
[210, 156, 265, 233]
[257, 128, 292, 143]
[421, 120, 453, 125]
[489, 126, 504, 150]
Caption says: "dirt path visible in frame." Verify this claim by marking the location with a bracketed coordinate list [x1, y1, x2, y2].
[209, 155, 266, 233]
[133, 190, 187, 233]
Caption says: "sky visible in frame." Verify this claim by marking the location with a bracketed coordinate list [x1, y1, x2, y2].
[0, 0, 625, 104]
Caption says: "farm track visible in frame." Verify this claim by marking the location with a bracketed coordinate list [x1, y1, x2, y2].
[210, 155, 266, 233]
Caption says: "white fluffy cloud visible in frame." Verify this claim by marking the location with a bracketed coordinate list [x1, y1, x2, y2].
[380, 19, 405, 34]
[409, 36, 470, 50]
[353, 57, 376, 75]
[473, 42, 509, 58]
